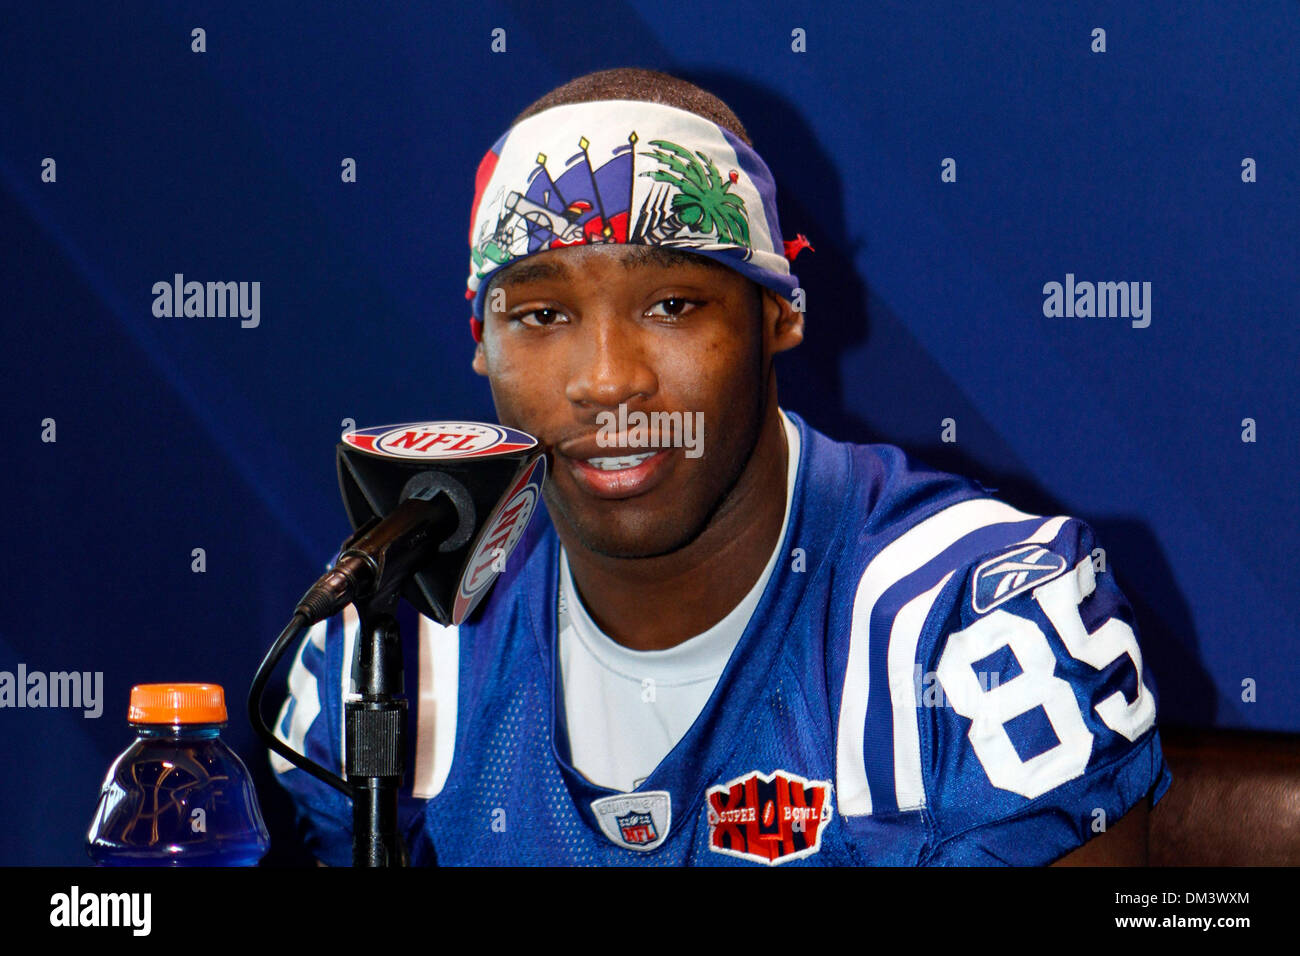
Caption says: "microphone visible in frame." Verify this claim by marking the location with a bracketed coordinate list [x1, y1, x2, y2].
[296, 421, 546, 626]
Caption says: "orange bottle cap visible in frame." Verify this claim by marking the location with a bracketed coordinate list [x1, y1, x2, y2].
[128, 683, 227, 724]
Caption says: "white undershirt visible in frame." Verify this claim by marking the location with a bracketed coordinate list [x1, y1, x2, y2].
[558, 411, 801, 792]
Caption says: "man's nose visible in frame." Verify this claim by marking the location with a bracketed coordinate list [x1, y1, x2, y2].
[564, 316, 657, 409]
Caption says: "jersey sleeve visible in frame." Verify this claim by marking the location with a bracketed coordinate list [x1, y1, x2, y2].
[270, 612, 356, 867]
[916, 517, 1172, 865]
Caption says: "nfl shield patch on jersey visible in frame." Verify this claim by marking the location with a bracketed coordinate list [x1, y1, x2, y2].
[591, 791, 671, 852]
[705, 770, 833, 865]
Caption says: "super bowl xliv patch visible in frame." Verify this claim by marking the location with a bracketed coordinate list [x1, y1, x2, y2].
[705, 770, 833, 865]
[590, 791, 671, 852]
[970, 544, 1068, 614]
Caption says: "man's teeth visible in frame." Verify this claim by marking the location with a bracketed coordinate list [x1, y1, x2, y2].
[585, 452, 657, 472]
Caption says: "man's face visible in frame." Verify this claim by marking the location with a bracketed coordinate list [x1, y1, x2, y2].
[473, 244, 793, 560]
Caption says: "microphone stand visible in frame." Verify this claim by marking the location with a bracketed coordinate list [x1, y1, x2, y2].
[339, 492, 459, 867]
[251, 494, 460, 868]
[347, 590, 409, 867]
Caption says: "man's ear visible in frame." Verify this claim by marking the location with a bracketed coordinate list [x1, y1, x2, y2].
[764, 289, 804, 355]
[471, 340, 488, 376]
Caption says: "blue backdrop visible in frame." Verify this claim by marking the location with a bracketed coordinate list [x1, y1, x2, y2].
[2, 1, 1296, 865]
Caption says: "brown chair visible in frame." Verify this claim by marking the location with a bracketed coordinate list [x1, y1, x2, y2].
[1149, 726, 1300, 866]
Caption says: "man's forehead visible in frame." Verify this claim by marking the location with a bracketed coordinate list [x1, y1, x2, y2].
[488, 245, 731, 291]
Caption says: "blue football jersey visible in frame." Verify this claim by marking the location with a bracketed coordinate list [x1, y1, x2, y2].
[272, 412, 1171, 866]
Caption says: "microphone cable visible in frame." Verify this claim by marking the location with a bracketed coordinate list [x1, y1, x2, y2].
[248, 610, 353, 798]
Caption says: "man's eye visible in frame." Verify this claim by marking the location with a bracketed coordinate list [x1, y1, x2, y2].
[514, 307, 567, 327]
[645, 297, 697, 318]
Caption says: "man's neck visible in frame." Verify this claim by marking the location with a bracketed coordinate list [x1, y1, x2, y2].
[557, 402, 791, 652]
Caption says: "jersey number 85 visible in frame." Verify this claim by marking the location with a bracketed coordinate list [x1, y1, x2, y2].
[935, 559, 1156, 799]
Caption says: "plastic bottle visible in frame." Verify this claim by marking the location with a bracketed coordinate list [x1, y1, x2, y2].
[86, 683, 270, 866]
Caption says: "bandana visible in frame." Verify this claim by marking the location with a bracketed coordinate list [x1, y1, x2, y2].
[465, 99, 811, 340]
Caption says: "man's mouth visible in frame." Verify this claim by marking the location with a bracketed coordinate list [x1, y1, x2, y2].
[563, 448, 674, 500]
[582, 452, 658, 472]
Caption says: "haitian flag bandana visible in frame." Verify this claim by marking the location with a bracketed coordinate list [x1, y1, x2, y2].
[465, 99, 810, 340]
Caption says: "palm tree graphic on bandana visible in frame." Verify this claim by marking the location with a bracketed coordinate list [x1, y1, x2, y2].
[636, 139, 752, 249]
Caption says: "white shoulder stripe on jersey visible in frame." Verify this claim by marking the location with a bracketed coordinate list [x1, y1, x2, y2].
[339, 602, 360, 776]
[411, 615, 459, 799]
[885, 515, 1070, 812]
[838, 498, 1062, 817]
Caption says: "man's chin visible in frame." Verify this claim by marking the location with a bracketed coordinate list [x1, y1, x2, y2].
[571, 519, 701, 561]
[549, 496, 707, 561]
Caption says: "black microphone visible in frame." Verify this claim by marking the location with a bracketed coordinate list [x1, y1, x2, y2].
[294, 471, 475, 624]
[297, 421, 546, 626]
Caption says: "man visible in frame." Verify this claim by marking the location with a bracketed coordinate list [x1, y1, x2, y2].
[273, 68, 1170, 866]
